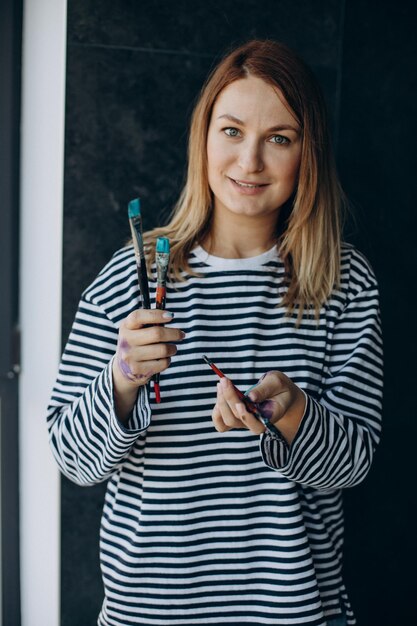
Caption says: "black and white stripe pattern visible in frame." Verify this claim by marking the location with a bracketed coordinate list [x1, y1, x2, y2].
[47, 243, 382, 625]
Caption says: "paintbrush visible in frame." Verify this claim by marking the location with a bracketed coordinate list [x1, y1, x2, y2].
[153, 237, 170, 402]
[128, 198, 151, 310]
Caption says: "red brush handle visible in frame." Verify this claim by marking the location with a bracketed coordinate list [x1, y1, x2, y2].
[202, 355, 283, 438]
[155, 285, 166, 309]
[203, 356, 259, 414]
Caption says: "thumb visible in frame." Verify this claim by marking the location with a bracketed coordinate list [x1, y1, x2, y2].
[247, 371, 287, 403]
[247, 372, 292, 424]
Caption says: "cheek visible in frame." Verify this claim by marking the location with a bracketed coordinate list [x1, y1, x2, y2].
[277, 154, 301, 187]
[207, 134, 234, 177]
[206, 130, 219, 168]
[208, 152, 221, 173]
[288, 163, 300, 187]
[206, 143, 218, 183]
[206, 151, 219, 191]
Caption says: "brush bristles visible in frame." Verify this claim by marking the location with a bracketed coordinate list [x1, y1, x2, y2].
[128, 198, 141, 218]
[156, 237, 170, 254]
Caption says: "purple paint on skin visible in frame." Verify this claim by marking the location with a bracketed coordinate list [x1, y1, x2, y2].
[134, 373, 150, 381]
[116, 338, 136, 381]
[258, 400, 276, 421]
[119, 338, 130, 352]
[117, 355, 152, 383]
[116, 337, 154, 382]
[117, 355, 136, 382]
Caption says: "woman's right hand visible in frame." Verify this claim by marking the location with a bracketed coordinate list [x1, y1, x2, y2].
[112, 309, 185, 422]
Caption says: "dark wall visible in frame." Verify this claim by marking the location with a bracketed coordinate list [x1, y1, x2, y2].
[0, 0, 22, 624]
[62, 1, 416, 624]
[337, 4, 417, 625]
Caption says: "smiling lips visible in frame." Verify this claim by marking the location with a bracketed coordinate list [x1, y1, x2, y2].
[228, 176, 270, 193]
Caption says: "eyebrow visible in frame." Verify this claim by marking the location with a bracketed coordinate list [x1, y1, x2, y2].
[216, 113, 300, 133]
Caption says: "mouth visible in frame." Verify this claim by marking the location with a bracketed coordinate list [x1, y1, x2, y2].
[229, 177, 269, 189]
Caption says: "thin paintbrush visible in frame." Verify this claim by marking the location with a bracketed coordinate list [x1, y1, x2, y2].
[202, 355, 283, 437]
[128, 198, 151, 309]
[153, 237, 170, 403]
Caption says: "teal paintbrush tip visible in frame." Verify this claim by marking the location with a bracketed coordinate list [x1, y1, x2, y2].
[128, 198, 141, 218]
[156, 237, 170, 253]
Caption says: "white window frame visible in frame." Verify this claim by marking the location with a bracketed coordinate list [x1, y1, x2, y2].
[19, 0, 67, 624]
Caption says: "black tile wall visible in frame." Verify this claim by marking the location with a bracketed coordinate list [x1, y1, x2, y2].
[67, 0, 341, 61]
[337, 3, 417, 625]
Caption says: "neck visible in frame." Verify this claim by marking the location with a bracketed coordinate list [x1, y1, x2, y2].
[202, 210, 279, 259]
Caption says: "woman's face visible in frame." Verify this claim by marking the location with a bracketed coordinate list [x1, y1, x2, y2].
[206, 76, 302, 223]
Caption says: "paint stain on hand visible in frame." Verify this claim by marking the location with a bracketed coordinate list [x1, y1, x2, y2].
[258, 400, 276, 421]
[116, 337, 153, 383]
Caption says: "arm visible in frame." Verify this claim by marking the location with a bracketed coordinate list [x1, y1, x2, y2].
[46, 295, 151, 486]
[213, 254, 383, 490]
[47, 297, 184, 486]
[259, 273, 383, 489]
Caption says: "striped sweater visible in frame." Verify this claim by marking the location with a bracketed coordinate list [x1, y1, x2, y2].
[47, 243, 383, 625]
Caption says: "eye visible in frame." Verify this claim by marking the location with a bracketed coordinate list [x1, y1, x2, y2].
[223, 127, 241, 137]
[269, 134, 290, 145]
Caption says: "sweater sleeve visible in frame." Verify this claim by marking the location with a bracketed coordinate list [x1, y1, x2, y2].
[260, 252, 383, 490]
[46, 293, 152, 486]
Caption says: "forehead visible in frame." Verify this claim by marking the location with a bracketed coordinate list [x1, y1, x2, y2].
[211, 76, 298, 127]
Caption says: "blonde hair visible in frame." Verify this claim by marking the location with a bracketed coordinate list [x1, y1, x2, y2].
[144, 40, 344, 316]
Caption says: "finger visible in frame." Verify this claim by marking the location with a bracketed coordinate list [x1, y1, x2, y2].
[116, 356, 172, 383]
[259, 396, 292, 423]
[247, 371, 295, 424]
[218, 377, 241, 409]
[234, 402, 265, 435]
[216, 382, 243, 429]
[247, 371, 289, 403]
[127, 342, 178, 362]
[212, 402, 231, 433]
[218, 377, 262, 431]
[123, 309, 175, 330]
[132, 324, 185, 347]
[141, 357, 173, 377]
[119, 325, 185, 350]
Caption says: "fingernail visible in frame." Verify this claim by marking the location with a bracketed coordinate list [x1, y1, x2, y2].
[220, 377, 228, 388]
[260, 372, 272, 382]
[180, 331, 186, 339]
[162, 311, 174, 319]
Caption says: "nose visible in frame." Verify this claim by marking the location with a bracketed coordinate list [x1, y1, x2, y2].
[237, 139, 264, 173]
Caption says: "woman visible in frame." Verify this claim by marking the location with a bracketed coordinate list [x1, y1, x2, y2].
[47, 40, 383, 625]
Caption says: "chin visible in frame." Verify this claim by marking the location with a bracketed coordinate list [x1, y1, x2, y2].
[230, 209, 277, 222]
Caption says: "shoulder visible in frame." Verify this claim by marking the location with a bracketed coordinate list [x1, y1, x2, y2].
[81, 246, 138, 322]
[340, 242, 378, 292]
[327, 243, 380, 314]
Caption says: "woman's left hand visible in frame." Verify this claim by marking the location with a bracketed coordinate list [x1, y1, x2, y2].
[212, 371, 306, 444]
